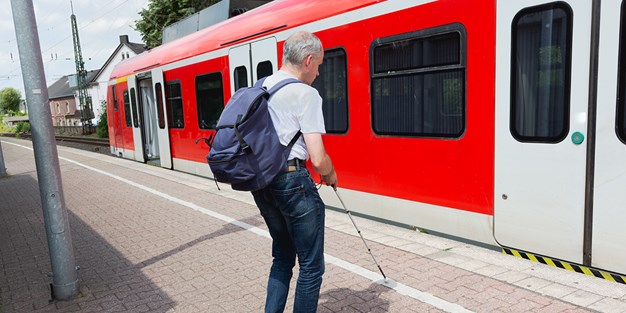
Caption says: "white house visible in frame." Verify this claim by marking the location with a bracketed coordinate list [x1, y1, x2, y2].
[87, 35, 147, 123]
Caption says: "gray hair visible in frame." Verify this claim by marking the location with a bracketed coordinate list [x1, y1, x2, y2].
[282, 31, 322, 66]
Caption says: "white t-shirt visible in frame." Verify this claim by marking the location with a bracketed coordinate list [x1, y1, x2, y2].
[262, 70, 326, 161]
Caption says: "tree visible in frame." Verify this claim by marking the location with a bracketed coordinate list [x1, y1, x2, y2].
[135, 0, 220, 49]
[96, 101, 109, 138]
[0, 87, 22, 114]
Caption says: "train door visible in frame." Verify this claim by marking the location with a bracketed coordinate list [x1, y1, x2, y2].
[593, 0, 626, 275]
[494, 0, 592, 263]
[151, 68, 172, 169]
[127, 75, 145, 163]
[228, 37, 278, 95]
[138, 78, 160, 164]
[110, 85, 122, 156]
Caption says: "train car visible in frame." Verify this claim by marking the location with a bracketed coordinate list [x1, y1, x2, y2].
[107, 0, 626, 280]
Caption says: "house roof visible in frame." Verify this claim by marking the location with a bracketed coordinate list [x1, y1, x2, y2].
[92, 35, 148, 82]
[48, 69, 100, 100]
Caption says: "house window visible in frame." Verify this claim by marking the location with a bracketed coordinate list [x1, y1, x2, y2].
[371, 24, 466, 137]
[56, 103, 60, 114]
[511, 3, 572, 143]
[196, 72, 224, 129]
[66, 102, 70, 113]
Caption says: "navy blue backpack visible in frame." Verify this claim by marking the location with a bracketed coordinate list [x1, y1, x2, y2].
[206, 77, 302, 191]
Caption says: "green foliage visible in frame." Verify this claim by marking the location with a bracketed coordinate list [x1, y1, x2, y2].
[96, 101, 109, 138]
[0, 87, 22, 114]
[15, 121, 30, 133]
[135, 0, 220, 49]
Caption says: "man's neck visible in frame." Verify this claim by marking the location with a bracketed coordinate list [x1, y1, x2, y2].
[280, 64, 304, 82]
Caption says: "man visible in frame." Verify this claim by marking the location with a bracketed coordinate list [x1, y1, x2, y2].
[252, 31, 337, 313]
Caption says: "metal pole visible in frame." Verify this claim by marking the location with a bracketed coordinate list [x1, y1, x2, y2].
[0, 140, 6, 177]
[10, 0, 79, 300]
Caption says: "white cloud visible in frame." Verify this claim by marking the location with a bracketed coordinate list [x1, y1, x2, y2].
[0, 0, 147, 95]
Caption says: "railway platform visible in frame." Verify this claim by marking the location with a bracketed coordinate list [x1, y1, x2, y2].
[1, 137, 626, 313]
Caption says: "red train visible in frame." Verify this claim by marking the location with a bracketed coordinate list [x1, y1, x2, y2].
[107, 0, 626, 280]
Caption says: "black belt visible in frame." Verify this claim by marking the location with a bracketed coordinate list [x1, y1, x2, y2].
[286, 158, 305, 172]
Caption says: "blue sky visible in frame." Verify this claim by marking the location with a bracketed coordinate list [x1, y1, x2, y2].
[0, 0, 148, 97]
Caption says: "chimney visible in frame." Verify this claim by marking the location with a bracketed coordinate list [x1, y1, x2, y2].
[119, 35, 129, 44]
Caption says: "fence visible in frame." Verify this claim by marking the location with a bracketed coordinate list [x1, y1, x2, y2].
[54, 125, 95, 136]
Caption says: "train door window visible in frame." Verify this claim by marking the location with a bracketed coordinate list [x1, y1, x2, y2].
[234, 66, 248, 91]
[617, 1, 626, 143]
[196, 72, 224, 129]
[123, 90, 132, 127]
[112, 86, 118, 110]
[511, 3, 572, 143]
[155, 83, 165, 129]
[312, 48, 348, 133]
[165, 81, 184, 129]
[130, 88, 139, 127]
[371, 24, 466, 137]
[256, 61, 273, 81]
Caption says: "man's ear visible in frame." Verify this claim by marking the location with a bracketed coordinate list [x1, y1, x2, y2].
[304, 54, 313, 67]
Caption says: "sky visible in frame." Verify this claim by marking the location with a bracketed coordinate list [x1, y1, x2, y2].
[0, 0, 149, 97]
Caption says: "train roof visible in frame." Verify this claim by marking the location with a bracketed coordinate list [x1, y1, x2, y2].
[110, 0, 381, 80]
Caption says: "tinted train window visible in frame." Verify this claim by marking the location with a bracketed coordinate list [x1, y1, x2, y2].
[312, 48, 348, 133]
[371, 25, 466, 137]
[155, 83, 165, 129]
[196, 72, 224, 129]
[165, 81, 184, 129]
[511, 3, 572, 143]
[112, 86, 118, 111]
[257, 61, 273, 81]
[123, 90, 131, 127]
[617, 2, 626, 143]
[234, 66, 248, 91]
[130, 88, 139, 128]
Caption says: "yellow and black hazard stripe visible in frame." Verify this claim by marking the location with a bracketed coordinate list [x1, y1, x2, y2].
[502, 247, 626, 285]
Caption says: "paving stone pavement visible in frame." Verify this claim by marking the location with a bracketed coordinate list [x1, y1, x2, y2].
[1, 137, 626, 312]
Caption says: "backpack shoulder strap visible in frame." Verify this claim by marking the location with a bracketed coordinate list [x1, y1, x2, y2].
[286, 130, 302, 150]
[267, 78, 301, 96]
[253, 77, 267, 88]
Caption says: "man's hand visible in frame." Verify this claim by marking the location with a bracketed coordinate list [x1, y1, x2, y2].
[322, 168, 337, 190]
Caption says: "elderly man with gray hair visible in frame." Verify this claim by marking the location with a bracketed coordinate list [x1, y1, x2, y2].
[252, 31, 337, 313]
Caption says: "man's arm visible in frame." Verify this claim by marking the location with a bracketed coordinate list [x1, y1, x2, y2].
[303, 132, 337, 188]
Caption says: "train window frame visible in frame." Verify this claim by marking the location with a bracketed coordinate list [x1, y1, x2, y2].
[112, 86, 118, 111]
[369, 23, 467, 138]
[311, 47, 349, 134]
[122, 89, 132, 127]
[617, 1, 626, 144]
[130, 88, 139, 128]
[165, 80, 184, 129]
[155, 82, 165, 129]
[256, 61, 273, 81]
[234, 66, 248, 91]
[510, 2, 573, 143]
[195, 72, 224, 130]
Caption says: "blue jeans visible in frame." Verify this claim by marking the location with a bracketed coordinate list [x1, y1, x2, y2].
[252, 168, 326, 313]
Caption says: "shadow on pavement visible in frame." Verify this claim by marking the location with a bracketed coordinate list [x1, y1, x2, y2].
[0, 174, 176, 312]
[319, 283, 391, 312]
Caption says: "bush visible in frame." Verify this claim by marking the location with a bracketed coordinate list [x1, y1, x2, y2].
[96, 101, 108, 138]
[15, 121, 30, 133]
